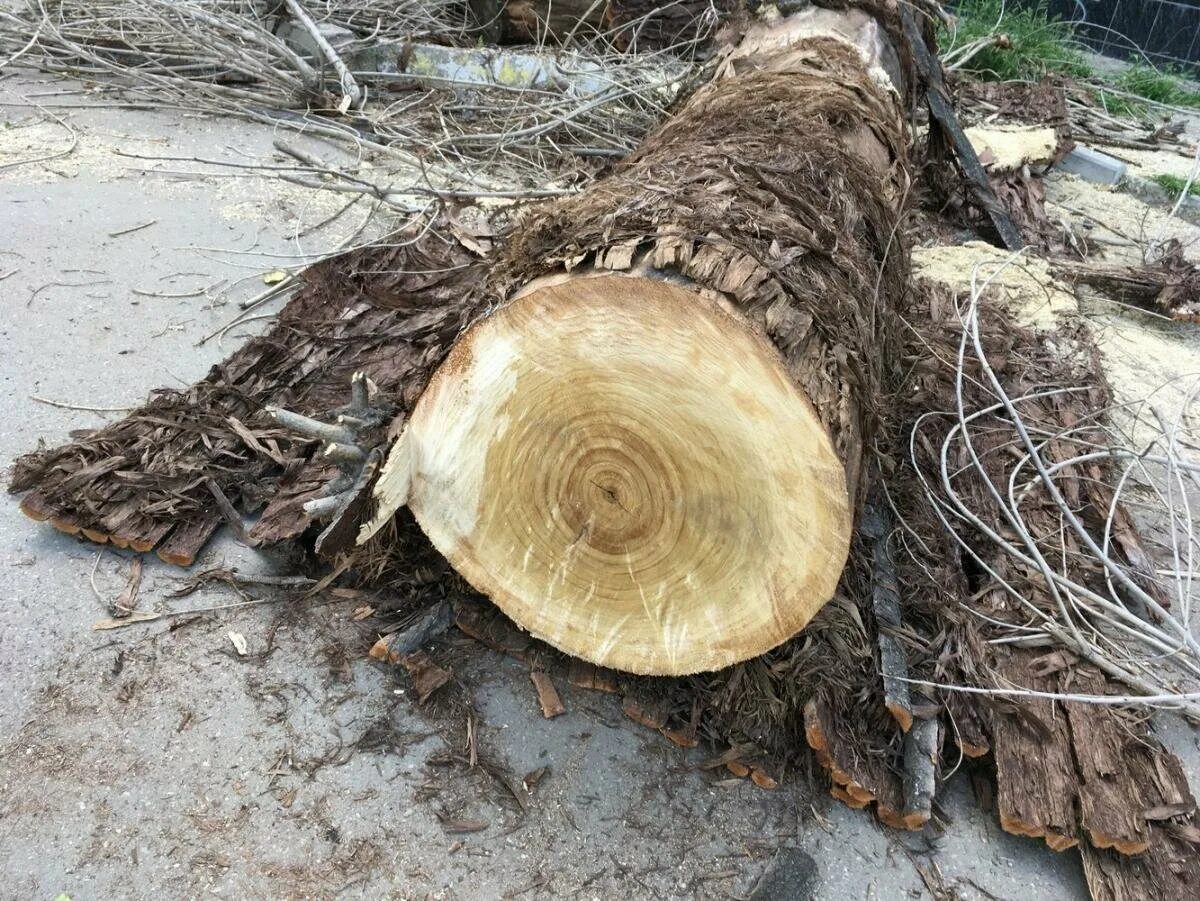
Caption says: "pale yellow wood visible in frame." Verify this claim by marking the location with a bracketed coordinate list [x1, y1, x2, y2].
[369, 275, 852, 675]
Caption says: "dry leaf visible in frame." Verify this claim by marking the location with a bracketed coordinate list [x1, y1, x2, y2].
[351, 605, 375, 621]
[228, 631, 248, 655]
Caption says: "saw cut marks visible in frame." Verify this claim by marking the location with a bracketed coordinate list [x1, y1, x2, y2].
[396, 275, 852, 675]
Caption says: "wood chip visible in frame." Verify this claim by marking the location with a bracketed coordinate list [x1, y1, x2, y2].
[401, 651, 452, 704]
[530, 670, 566, 718]
[750, 768, 778, 790]
[92, 611, 161, 630]
[436, 812, 487, 834]
[523, 767, 548, 793]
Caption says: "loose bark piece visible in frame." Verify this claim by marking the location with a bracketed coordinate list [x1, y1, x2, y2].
[750, 768, 779, 790]
[1081, 822, 1200, 901]
[1064, 671, 1197, 858]
[804, 698, 905, 825]
[1050, 247, 1200, 321]
[396, 275, 851, 676]
[991, 652, 1080, 851]
[566, 659, 621, 694]
[155, 515, 220, 567]
[899, 5, 1023, 251]
[1065, 676, 1151, 855]
[900, 716, 939, 829]
[945, 692, 990, 758]
[246, 461, 339, 546]
[499, 0, 607, 42]
[400, 651, 452, 704]
[529, 670, 566, 718]
[862, 498, 913, 732]
[621, 689, 670, 730]
[368, 599, 455, 664]
[455, 601, 535, 664]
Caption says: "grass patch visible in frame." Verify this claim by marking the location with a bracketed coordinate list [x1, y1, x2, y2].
[941, 0, 1092, 81]
[1099, 61, 1200, 117]
[1152, 174, 1200, 199]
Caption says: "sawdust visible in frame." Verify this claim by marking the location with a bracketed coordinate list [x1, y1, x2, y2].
[914, 214, 1200, 460]
[0, 112, 394, 241]
[1118, 145, 1200, 184]
[0, 117, 169, 184]
[964, 124, 1058, 172]
[1045, 172, 1200, 266]
[911, 241, 1076, 326]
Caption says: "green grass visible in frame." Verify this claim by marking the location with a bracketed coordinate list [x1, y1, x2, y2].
[1098, 61, 1200, 117]
[941, 0, 1093, 82]
[946, 2, 1200, 121]
[1152, 174, 1200, 198]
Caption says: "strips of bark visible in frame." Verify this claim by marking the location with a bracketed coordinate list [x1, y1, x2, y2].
[368, 599, 455, 664]
[862, 498, 913, 732]
[1065, 670, 1195, 857]
[901, 716, 939, 829]
[804, 698, 905, 825]
[899, 5, 1023, 250]
[455, 601, 534, 664]
[246, 461, 340, 546]
[155, 515, 221, 567]
[399, 651, 452, 705]
[112, 556, 143, 618]
[991, 651, 1080, 851]
[1051, 246, 1200, 321]
[566, 659, 620, 694]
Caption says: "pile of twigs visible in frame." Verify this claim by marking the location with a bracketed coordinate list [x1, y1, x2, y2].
[0, 0, 696, 201]
[913, 255, 1200, 717]
[315, 0, 474, 41]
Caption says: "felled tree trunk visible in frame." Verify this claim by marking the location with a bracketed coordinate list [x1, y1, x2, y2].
[338, 7, 910, 676]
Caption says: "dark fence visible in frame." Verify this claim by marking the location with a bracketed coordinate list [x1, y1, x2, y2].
[1040, 0, 1200, 69]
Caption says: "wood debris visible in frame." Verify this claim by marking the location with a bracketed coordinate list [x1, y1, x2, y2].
[399, 652, 452, 705]
[529, 671, 566, 719]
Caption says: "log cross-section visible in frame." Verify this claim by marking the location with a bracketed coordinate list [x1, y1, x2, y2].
[396, 274, 851, 675]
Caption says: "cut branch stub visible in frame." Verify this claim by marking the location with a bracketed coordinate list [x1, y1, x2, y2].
[368, 274, 851, 675]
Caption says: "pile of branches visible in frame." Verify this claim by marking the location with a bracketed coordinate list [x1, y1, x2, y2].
[0, 0, 697, 199]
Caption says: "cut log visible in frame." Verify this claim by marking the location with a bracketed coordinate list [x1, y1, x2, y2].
[383, 274, 851, 675]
